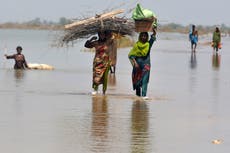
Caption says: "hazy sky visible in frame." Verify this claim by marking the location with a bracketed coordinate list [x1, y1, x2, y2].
[0, 0, 229, 26]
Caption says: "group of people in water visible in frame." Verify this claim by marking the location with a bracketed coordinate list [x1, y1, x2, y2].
[4, 25, 222, 100]
[189, 25, 222, 52]
[84, 28, 156, 100]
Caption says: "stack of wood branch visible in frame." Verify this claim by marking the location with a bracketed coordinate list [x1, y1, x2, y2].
[58, 9, 135, 46]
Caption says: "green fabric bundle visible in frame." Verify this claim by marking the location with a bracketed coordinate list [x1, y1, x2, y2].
[132, 3, 156, 19]
[128, 41, 150, 57]
[132, 3, 157, 28]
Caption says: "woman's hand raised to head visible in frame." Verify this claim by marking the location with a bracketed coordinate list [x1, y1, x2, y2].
[152, 28, 156, 36]
[90, 36, 98, 41]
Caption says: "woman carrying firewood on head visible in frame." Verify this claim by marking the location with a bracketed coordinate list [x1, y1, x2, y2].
[84, 30, 111, 95]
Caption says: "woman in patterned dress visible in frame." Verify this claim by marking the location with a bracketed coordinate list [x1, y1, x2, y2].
[85, 31, 111, 95]
[128, 29, 156, 100]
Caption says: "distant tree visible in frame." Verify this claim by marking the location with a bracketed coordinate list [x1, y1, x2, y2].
[167, 23, 183, 30]
[58, 17, 71, 25]
[27, 17, 41, 25]
[221, 24, 226, 29]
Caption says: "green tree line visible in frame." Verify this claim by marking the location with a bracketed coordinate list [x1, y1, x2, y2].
[1, 17, 230, 35]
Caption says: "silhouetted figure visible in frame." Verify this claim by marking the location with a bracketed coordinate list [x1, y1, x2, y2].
[189, 25, 198, 52]
[106, 31, 117, 74]
[5, 46, 30, 69]
[212, 27, 221, 52]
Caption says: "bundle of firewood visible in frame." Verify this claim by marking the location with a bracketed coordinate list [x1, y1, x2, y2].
[58, 10, 135, 46]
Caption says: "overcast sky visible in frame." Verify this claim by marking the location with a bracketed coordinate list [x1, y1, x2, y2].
[0, 0, 229, 26]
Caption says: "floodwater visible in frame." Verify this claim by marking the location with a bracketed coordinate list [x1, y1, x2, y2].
[0, 29, 230, 153]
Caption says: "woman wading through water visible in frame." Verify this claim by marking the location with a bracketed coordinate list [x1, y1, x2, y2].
[128, 28, 156, 100]
[85, 31, 111, 95]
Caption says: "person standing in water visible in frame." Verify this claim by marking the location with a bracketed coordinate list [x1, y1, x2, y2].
[4, 46, 30, 69]
[105, 30, 117, 74]
[189, 25, 198, 52]
[108, 34, 117, 74]
[128, 28, 156, 100]
[212, 27, 221, 52]
[84, 31, 111, 95]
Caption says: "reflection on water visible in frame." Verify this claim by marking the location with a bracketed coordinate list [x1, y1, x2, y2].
[108, 74, 116, 87]
[189, 52, 197, 93]
[131, 101, 151, 153]
[90, 96, 109, 153]
[14, 70, 26, 103]
[14, 69, 25, 81]
[190, 51, 197, 69]
[211, 52, 221, 103]
[212, 52, 221, 69]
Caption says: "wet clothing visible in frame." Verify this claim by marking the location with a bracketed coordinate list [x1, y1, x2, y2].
[6, 53, 29, 69]
[108, 38, 117, 73]
[85, 37, 111, 94]
[108, 39, 117, 68]
[92, 45, 110, 92]
[128, 35, 156, 97]
[189, 33, 198, 45]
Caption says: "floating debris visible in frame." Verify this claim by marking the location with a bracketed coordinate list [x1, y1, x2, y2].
[212, 139, 223, 144]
